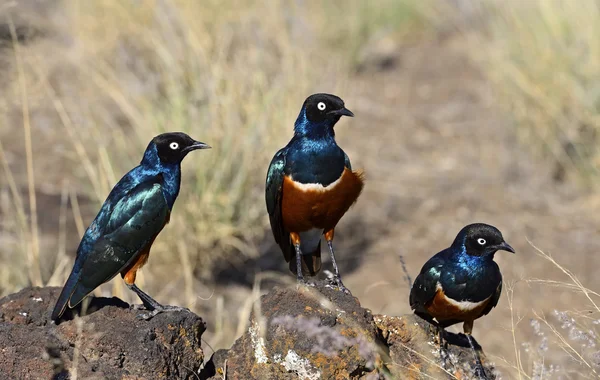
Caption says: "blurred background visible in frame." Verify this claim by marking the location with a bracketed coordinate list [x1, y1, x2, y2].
[1, 0, 599, 377]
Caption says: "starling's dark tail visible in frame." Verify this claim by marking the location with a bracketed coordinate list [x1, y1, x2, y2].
[50, 270, 81, 321]
[289, 241, 322, 276]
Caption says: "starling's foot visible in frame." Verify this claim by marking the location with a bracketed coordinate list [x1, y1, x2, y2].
[335, 278, 351, 295]
[439, 345, 450, 369]
[296, 276, 318, 289]
[130, 304, 147, 311]
[326, 275, 351, 294]
[136, 305, 190, 320]
[473, 366, 486, 380]
[295, 276, 307, 290]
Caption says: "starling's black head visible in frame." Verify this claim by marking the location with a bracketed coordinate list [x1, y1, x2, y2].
[150, 132, 211, 164]
[452, 223, 515, 257]
[301, 93, 354, 124]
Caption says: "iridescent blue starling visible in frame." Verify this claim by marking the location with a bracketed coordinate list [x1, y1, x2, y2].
[265, 93, 364, 292]
[51, 132, 210, 321]
[410, 223, 514, 367]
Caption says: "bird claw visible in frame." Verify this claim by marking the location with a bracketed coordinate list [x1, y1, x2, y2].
[473, 366, 486, 380]
[130, 304, 147, 311]
[325, 275, 351, 295]
[336, 282, 351, 295]
[136, 305, 191, 320]
[295, 279, 315, 291]
[439, 346, 450, 369]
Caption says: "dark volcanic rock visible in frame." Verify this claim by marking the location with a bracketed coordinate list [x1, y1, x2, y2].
[1, 284, 497, 380]
[0, 287, 206, 380]
[201, 281, 496, 380]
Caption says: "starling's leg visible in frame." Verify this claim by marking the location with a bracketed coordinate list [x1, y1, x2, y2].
[438, 325, 450, 367]
[464, 321, 487, 379]
[294, 243, 306, 284]
[127, 283, 189, 320]
[290, 232, 306, 285]
[325, 229, 350, 294]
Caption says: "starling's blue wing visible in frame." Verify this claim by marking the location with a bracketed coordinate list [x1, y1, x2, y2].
[410, 252, 447, 313]
[51, 176, 169, 319]
[480, 277, 502, 317]
[265, 149, 294, 262]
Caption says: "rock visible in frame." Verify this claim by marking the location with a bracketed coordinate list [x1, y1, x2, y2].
[0, 284, 497, 379]
[375, 313, 496, 379]
[0, 287, 206, 380]
[201, 281, 496, 380]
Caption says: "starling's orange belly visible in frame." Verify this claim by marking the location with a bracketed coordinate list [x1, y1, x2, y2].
[426, 289, 491, 322]
[281, 167, 364, 233]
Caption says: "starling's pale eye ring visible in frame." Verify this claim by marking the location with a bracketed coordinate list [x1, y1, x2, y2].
[317, 102, 326, 111]
[170, 142, 179, 150]
[477, 238, 486, 245]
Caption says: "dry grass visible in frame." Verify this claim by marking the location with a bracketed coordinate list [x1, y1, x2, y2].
[467, 0, 600, 186]
[498, 243, 600, 379]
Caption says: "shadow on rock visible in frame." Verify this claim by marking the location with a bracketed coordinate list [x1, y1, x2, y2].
[53, 295, 130, 323]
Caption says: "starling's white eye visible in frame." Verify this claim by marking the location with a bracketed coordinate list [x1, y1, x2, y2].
[169, 142, 179, 150]
[317, 102, 326, 111]
[477, 238, 486, 245]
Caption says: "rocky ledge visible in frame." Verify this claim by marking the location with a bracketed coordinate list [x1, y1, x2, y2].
[200, 281, 496, 379]
[0, 287, 206, 379]
[0, 283, 496, 379]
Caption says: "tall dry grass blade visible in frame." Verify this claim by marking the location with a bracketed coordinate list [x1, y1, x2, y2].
[9, 17, 42, 287]
[506, 282, 526, 380]
[528, 239, 600, 314]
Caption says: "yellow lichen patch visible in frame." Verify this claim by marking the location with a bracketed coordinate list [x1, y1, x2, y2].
[338, 326, 358, 338]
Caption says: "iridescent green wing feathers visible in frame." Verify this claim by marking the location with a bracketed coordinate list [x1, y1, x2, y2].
[68, 179, 169, 308]
[409, 255, 445, 312]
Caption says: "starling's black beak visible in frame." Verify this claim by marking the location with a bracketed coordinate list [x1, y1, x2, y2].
[184, 141, 211, 153]
[329, 107, 354, 118]
[496, 241, 516, 254]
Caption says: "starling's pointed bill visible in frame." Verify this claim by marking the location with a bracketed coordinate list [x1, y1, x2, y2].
[495, 241, 515, 253]
[328, 107, 354, 117]
[183, 140, 211, 152]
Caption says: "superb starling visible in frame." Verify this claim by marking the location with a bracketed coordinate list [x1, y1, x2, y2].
[410, 223, 514, 369]
[265, 93, 364, 292]
[51, 132, 210, 321]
